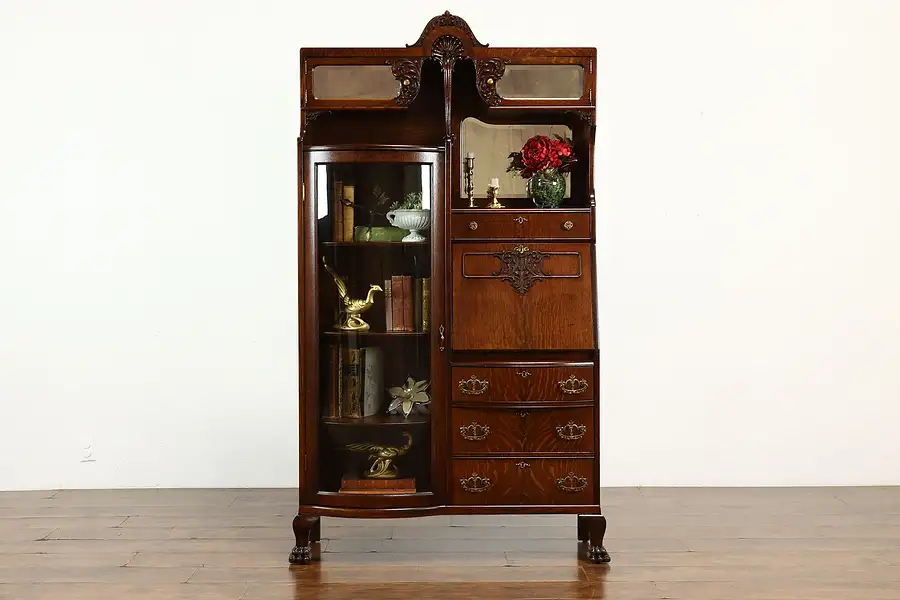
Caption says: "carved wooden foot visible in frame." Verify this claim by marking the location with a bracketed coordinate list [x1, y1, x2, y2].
[577, 514, 589, 542]
[580, 514, 610, 564]
[310, 516, 322, 543]
[289, 515, 319, 565]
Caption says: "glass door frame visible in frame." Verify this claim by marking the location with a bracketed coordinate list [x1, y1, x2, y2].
[300, 146, 446, 509]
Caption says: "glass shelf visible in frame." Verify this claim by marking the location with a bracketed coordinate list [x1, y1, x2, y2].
[323, 413, 430, 427]
[321, 331, 429, 338]
[321, 241, 428, 247]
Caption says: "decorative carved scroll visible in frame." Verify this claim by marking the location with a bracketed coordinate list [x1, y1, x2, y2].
[475, 58, 506, 106]
[390, 59, 422, 106]
[491, 245, 550, 295]
[299, 110, 329, 142]
[566, 109, 594, 123]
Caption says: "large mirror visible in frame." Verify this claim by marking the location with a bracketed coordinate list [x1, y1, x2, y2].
[460, 118, 573, 198]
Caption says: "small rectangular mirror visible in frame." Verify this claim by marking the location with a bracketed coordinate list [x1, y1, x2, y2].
[460, 118, 572, 198]
[312, 65, 400, 100]
[496, 65, 584, 100]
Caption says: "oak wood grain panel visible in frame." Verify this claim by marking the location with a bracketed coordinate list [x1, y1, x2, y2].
[452, 406, 594, 455]
[452, 365, 594, 403]
[452, 243, 594, 350]
[451, 459, 595, 506]
[452, 211, 591, 240]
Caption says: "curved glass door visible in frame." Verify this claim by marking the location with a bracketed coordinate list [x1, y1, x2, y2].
[315, 159, 434, 497]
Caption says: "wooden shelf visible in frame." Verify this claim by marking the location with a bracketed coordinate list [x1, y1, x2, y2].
[451, 207, 591, 214]
[322, 413, 430, 427]
[321, 241, 428, 247]
[321, 331, 428, 338]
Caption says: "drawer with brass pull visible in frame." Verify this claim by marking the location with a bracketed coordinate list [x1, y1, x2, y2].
[452, 210, 591, 241]
[452, 458, 595, 505]
[452, 365, 594, 404]
[452, 406, 594, 455]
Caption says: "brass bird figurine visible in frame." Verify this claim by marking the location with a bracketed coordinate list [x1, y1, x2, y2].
[321, 257, 382, 331]
[346, 432, 413, 479]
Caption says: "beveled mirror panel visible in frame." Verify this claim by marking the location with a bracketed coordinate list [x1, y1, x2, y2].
[460, 118, 572, 198]
[312, 65, 400, 100]
[496, 65, 584, 100]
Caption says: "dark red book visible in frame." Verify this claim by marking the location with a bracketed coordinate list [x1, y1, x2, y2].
[399, 276, 414, 332]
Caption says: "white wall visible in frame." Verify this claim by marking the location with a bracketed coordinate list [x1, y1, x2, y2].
[1, 0, 898, 490]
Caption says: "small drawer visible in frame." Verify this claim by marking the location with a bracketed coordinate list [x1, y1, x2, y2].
[452, 365, 594, 404]
[452, 210, 590, 240]
[452, 406, 595, 455]
[452, 458, 595, 505]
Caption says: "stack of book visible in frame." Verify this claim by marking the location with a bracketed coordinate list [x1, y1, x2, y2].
[384, 276, 430, 332]
[331, 181, 355, 242]
[324, 345, 383, 419]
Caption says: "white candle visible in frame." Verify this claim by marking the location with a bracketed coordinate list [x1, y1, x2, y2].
[466, 152, 475, 159]
[490, 178, 499, 187]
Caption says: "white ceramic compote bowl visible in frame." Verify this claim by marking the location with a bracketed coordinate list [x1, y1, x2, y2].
[386, 209, 431, 243]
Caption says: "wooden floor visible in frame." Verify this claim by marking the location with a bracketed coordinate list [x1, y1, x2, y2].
[1, 487, 899, 599]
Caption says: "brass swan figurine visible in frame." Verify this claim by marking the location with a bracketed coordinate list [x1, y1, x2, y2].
[345, 432, 413, 479]
[321, 257, 382, 331]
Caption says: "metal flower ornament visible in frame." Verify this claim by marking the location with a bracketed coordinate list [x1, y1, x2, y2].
[387, 377, 431, 419]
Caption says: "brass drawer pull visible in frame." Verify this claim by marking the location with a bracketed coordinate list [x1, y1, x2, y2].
[563, 220, 574, 231]
[516, 370, 532, 378]
[556, 421, 587, 440]
[557, 473, 588, 493]
[515, 461, 530, 469]
[513, 216, 528, 224]
[558, 375, 589, 395]
[460, 473, 492, 493]
[458, 375, 489, 396]
[459, 422, 490, 441]
[469, 221, 478, 231]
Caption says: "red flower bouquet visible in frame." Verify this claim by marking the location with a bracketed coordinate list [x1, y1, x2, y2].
[507, 134, 576, 208]
[507, 134, 576, 179]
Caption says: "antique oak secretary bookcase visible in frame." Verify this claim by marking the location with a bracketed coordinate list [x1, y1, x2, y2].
[292, 13, 609, 564]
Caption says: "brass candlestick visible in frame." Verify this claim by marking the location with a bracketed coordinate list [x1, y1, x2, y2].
[464, 154, 476, 207]
[486, 182, 503, 209]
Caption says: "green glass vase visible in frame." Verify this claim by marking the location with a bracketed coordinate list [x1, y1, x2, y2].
[528, 170, 566, 208]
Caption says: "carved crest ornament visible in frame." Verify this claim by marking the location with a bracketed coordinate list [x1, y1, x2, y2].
[386, 12, 506, 107]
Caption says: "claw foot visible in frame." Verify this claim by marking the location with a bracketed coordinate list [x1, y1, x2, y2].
[289, 544, 311, 565]
[587, 544, 611, 564]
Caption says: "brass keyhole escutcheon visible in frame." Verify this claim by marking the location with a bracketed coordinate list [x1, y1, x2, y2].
[515, 461, 530, 469]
